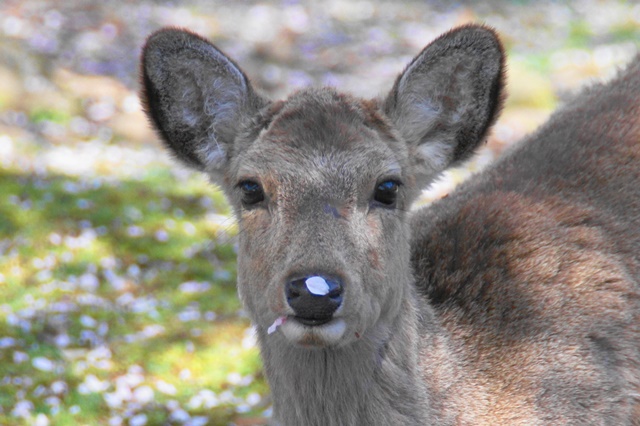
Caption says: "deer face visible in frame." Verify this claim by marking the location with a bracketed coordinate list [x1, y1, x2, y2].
[140, 25, 504, 348]
[226, 91, 415, 347]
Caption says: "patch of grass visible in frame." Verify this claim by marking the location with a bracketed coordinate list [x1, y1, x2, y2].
[28, 108, 71, 125]
[609, 23, 640, 43]
[0, 166, 265, 425]
[566, 19, 593, 48]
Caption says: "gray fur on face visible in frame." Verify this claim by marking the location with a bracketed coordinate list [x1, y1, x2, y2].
[140, 24, 640, 425]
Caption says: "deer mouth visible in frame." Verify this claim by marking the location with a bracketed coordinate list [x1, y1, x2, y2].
[293, 315, 333, 327]
[279, 316, 348, 347]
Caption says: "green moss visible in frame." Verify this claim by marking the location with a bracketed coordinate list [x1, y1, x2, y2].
[567, 20, 593, 48]
[29, 108, 71, 124]
[609, 23, 640, 43]
[0, 165, 266, 424]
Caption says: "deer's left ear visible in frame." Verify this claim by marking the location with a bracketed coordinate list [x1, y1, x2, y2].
[384, 24, 505, 188]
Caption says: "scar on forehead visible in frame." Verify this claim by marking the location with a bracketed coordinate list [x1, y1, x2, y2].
[323, 202, 353, 220]
[323, 204, 342, 219]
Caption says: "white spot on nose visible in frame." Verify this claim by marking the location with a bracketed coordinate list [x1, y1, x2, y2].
[306, 276, 330, 296]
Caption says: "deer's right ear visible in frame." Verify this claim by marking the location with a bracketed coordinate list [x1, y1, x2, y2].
[141, 28, 267, 181]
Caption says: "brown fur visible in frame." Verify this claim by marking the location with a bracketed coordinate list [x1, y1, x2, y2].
[140, 24, 639, 425]
[412, 56, 640, 423]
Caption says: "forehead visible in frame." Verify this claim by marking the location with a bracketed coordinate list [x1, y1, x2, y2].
[236, 89, 404, 179]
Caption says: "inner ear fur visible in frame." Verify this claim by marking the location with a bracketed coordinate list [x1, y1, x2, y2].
[140, 28, 267, 177]
[384, 24, 506, 185]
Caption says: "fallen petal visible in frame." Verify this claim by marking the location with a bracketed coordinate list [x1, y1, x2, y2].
[306, 276, 330, 295]
[267, 316, 287, 335]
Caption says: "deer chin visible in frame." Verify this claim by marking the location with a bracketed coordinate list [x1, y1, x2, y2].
[279, 316, 347, 348]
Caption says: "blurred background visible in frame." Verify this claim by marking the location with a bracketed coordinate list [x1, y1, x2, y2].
[1, 0, 639, 425]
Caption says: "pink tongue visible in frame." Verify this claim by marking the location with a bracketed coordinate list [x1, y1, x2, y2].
[267, 316, 287, 335]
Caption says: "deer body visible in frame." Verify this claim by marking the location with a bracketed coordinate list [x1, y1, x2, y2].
[141, 25, 640, 425]
[411, 61, 640, 423]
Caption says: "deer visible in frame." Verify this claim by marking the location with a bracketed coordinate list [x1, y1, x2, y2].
[140, 24, 640, 425]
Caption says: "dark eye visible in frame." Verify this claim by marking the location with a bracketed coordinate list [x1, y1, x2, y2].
[373, 180, 400, 206]
[239, 180, 265, 206]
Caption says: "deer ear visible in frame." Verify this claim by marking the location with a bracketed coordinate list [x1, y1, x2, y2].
[140, 28, 267, 181]
[384, 24, 505, 187]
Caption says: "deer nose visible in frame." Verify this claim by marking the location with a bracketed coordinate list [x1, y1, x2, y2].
[285, 275, 343, 326]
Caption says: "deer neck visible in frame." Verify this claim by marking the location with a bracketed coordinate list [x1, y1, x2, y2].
[258, 291, 434, 426]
